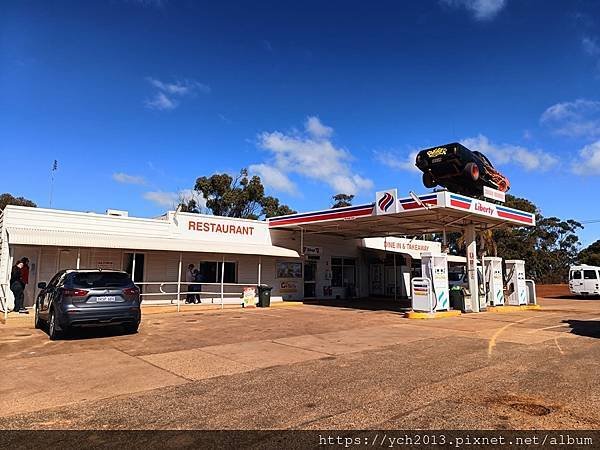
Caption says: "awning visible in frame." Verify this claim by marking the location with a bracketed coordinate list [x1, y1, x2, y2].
[6, 228, 299, 258]
[268, 191, 535, 239]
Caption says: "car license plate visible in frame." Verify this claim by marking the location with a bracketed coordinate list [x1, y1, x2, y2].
[432, 157, 442, 163]
[96, 296, 117, 302]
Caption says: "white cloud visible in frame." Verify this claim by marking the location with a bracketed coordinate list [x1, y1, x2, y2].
[572, 140, 600, 175]
[461, 135, 558, 171]
[249, 163, 297, 194]
[144, 77, 210, 111]
[143, 189, 207, 209]
[145, 92, 178, 111]
[255, 117, 373, 195]
[305, 116, 333, 139]
[441, 0, 507, 20]
[540, 99, 600, 138]
[112, 172, 146, 185]
[582, 36, 600, 56]
[375, 150, 420, 173]
[143, 191, 178, 207]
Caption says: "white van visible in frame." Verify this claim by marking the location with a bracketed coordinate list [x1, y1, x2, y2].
[569, 265, 600, 296]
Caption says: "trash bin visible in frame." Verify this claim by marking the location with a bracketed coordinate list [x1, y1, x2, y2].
[257, 285, 273, 307]
[449, 287, 466, 311]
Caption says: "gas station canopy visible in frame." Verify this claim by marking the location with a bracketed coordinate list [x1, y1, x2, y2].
[268, 190, 535, 238]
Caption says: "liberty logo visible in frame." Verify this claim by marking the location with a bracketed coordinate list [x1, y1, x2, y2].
[378, 192, 394, 212]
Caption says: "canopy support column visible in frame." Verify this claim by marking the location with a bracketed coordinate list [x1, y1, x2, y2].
[393, 253, 397, 302]
[465, 224, 479, 313]
[131, 253, 136, 283]
[176, 253, 182, 313]
[258, 256, 262, 286]
[76, 248, 81, 269]
[220, 256, 225, 309]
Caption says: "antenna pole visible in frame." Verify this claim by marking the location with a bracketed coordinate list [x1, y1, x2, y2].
[49, 159, 58, 208]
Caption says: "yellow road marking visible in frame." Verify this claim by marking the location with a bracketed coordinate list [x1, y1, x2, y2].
[487, 313, 558, 357]
[554, 336, 564, 355]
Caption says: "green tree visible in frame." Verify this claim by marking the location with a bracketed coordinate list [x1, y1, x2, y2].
[331, 193, 354, 208]
[578, 240, 600, 266]
[0, 193, 37, 211]
[261, 196, 296, 218]
[191, 169, 295, 219]
[494, 195, 582, 283]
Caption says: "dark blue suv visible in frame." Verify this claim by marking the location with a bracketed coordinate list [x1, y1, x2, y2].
[35, 270, 141, 340]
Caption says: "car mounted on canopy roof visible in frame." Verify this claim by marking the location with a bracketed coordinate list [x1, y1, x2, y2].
[415, 142, 510, 197]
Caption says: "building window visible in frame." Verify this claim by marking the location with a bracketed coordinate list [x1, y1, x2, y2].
[331, 257, 356, 288]
[198, 261, 237, 283]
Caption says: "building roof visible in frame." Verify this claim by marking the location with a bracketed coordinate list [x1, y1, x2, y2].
[1, 206, 299, 258]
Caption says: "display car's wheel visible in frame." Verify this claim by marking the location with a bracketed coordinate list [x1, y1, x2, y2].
[422, 172, 437, 188]
[34, 302, 44, 329]
[464, 162, 480, 181]
[497, 179, 508, 192]
[48, 308, 62, 341]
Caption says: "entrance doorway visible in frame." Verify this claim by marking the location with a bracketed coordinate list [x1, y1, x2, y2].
[11, 247, 40, 308]
[369, 264, 384, 296]
[304, 260, 317, 298]
[123, 253, 145, 290]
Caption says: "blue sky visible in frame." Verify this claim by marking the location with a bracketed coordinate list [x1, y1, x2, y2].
[1, 0, 600, 246]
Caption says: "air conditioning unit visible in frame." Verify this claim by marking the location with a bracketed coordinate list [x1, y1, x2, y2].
[106, 209, 128, 217]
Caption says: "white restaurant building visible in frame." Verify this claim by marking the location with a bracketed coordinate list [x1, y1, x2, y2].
[0, 189, 535, 313]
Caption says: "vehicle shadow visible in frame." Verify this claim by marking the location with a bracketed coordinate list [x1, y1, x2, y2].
[563, 319, 600, 339]
[43, 325, 136, 340]
[302, 297, 411, 313]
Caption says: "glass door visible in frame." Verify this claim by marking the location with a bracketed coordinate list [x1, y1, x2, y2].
[304, 260, 317, 298]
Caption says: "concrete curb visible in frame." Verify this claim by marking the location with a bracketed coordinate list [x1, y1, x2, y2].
[404, 310, 462, 319]
[271, 301, 304, 308]
[487, 304, 542, 313]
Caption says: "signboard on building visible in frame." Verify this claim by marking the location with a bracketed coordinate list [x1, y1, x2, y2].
[375, 189, 399, 215]
[447, 193, 534, 225]
[303, 246, 322, 257]
[483, 186, 506, 203]
[97, 261, 114, 270]
[361, 237, 442, 259]
[276, 262, 302, 278]
[170, 212, 273, 244]
[279, 280, 299, 293]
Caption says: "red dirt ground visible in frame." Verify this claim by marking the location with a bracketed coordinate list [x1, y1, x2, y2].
[536, 284, 571, 298]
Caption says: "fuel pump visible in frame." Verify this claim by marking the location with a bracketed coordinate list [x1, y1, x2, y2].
[505, 259, 527, 306]
[420, 252, 449, 311]
[483, 257, 504, 306]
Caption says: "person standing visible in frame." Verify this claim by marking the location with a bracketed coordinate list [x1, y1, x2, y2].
[185, 264, 195, 304]
[192, 268, 203, 304]
[10, 258, 29, 314]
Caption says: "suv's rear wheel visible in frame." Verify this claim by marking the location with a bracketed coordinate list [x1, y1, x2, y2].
[464, 162, 480, 181]
[422, 172, 437, 188]
[48, 308, 62, 341]
[34, 302, 43, 329]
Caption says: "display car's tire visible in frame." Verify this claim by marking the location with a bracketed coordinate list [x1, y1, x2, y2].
[464, 162, 480, 181]
[497, 179, 508, 192]
[48, 308, 62, 341]
[422, 172, 437, 188]
[124, 323, 139, 334]
[34, 303, 43, 329]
